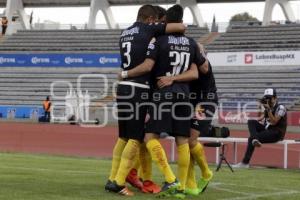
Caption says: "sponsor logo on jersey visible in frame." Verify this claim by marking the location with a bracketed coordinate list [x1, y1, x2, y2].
[121, 27, 139, 37]
[168, 36, 190, 45]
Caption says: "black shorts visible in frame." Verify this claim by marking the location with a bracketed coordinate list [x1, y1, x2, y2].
[117, 84, 149, 141]
[145, 91, 192, 138]
[191, 101, 217, 136]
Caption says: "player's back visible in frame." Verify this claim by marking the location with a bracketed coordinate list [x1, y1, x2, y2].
[190, 62, 217, 94]
[151, 33, 198, 94]
[119, 22, 165, 85]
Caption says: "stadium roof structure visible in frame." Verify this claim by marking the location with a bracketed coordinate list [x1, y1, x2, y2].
[0, 0, 272, 7]
[2, 0, 298, 33]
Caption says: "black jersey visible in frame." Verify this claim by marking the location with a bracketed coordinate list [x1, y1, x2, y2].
[190, 61, 218, 103]
[119, 22, 166, 85]
[146, 33, 206, 95]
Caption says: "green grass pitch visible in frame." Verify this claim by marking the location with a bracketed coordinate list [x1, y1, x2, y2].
[1, 152, 300, 200]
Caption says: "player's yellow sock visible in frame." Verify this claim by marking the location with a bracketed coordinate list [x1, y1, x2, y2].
[132, 149, 141, 170]
[190, 143, 211, 180]
[108, 138, 127, 181]
[186, 155, 197, 189]
[177, 143, 190, 191]
[115, 139, 140, 186]
[139, 143, 152, 181]
[146, 139, 176, 183]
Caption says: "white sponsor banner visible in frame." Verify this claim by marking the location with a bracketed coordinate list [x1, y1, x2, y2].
[207, 51, 300, 66]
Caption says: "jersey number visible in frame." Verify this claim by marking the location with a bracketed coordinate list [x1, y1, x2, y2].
[122, 42, 131, 68]
[167, 51, 191, 76]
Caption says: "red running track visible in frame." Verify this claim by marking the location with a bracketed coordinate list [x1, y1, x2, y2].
[0, 122, 299, 169]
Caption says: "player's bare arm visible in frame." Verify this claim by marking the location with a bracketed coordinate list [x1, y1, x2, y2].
[198, 60, 209, 74]
[165, 23, 186, 34]
[119, 58, 155, 79]
[157, 63, 199, 88]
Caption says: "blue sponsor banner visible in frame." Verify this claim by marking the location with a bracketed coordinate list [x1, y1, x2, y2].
[0, 106, 43, 118]
[0, 53, 121, 67]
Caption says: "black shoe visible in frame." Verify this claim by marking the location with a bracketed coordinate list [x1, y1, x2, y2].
[157, 179, 179, 197]
[104, 180, 113, 191]
[105, 181, 134, 196]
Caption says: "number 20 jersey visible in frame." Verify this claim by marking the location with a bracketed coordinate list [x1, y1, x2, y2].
[146, 33, 206, 95]
[119, 22, 166, 85]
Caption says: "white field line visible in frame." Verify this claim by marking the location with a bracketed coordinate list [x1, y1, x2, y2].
[212, 182, 300, 200]
[213, 185, 252, 196]
[221, 190, 300, 200]
[1, 165, 300, 200]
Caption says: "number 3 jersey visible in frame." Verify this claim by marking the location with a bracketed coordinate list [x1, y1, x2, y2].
[146, 33, 206, 95]
[119, 22, 166, 86]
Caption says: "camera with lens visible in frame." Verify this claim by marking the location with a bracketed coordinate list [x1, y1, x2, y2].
[258, 96, 272, 105]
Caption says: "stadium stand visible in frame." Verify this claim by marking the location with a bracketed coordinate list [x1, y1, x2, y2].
[207, 24, 300, 52]
[1, 64, 300, 120]
[214, 66, 300, 111]
[0, 67, 117, 120]
[0, 24, 300, 121]
[0, 67, 116, 105]
[0, 26, 208, 52]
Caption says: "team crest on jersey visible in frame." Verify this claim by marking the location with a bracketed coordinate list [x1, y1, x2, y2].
[148, 43, 155, 50]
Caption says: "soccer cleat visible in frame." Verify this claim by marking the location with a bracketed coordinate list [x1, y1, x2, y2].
[142, 180, 161, 194]
[185, 188, 201, 196]
[252, 139, 262, 147]
[157, 179, 179, 197]
[104, 180, 113, 191]
[126, 169, 143, 190]
[172, 189, 186, 199]
[105, 181, 134, 196]
[198, 170, 213, 193]
[232, 162, 250, 169]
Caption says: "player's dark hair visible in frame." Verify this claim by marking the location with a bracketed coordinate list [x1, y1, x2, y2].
[166, 4, 183, 23]
[154, 6, 167, 21]
[136, 4, 156, 22]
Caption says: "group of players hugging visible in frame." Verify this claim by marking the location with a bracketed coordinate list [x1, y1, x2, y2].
[105, 4, 218, 199]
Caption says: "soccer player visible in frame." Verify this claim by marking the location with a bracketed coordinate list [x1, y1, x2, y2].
[122, 5, 208, 198]
[125, 5, 168, 194]
[185, 44, 217, 195]
[154, 6, 167, 23]
[105, 4, 185, 196]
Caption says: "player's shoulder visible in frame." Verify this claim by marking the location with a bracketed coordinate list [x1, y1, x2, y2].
[121, 23, 140, 36]
[154, 34, 168, 43]
[186, 36, 198, 47]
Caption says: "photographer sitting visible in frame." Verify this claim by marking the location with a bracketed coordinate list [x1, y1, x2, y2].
[233, 88, 287, 168]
